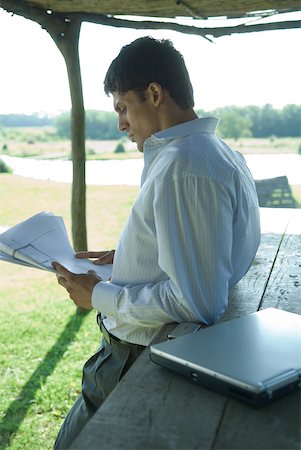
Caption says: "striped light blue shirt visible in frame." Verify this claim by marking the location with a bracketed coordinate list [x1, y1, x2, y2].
[92, 117, 261, 345]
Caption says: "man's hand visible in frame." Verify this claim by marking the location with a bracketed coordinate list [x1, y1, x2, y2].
[52, 262, 101, 310]
[75, 250, 115, 265]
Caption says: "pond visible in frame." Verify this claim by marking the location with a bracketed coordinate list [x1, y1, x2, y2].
[1, 153, 301, 186]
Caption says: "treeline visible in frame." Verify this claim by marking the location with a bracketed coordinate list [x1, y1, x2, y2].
[0, 113, 53, 127]
[55, 111, 121, 140]
[0, 104, 300, 139]
[201, 104, 301, 139]
[0, 111, 122, 140]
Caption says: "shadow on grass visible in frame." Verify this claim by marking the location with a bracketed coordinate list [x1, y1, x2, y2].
[0, 309, 89, 449]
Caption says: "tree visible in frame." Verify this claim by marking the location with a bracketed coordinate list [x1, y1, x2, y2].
[114, 141, 126, 153]
[217, 110, 252, 140]
[280, 104, 301, 137]
[55, 113, 70, 138]
[55, 110, 123, 140]
[0, 158, 12, 173]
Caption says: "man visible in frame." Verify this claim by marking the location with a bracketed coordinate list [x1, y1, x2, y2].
[53, 36, 260, 448]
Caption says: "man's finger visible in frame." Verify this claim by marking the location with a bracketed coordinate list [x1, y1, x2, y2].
[52, 261, 72, 278]
[76, 251, 105, 259]
[57, 275, 68, 289]
[87, 270, 102, 281]
[94, 250, 115, 265]
[76, 250, 115, 263]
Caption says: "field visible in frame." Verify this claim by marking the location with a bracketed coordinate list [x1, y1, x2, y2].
[224, 136, 301, 155]
[0, 127, 141, 160]
[0, 174, 139, 449]
[1, 127, 301, 160]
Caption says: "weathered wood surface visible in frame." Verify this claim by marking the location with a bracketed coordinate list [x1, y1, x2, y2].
[213, 392, 300, 450]
[72, 208, 301, 450]
[260, 210, 301, 314]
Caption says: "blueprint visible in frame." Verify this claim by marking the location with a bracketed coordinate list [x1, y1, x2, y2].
[0, 211, 112, 280]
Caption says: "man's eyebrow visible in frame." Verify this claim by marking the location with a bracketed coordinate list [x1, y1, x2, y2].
[114, 101, 123, 112]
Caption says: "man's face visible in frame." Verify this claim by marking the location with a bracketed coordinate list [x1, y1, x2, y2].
[112, 89, 160, 152]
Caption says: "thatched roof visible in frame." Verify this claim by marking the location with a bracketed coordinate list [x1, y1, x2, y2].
[22, 0, 301, 20]
[1, 0, 301, 37]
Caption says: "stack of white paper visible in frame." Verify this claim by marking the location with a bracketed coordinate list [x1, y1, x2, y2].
[0, 212, 112, 280]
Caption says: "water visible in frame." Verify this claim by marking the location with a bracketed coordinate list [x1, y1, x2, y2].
[1, 153, 301, 185]
[1, 155, 143, 185]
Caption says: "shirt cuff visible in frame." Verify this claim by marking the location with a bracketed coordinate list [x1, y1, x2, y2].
[91, 281, 122, 316]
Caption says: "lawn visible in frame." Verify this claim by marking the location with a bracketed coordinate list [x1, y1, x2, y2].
[0, 174, 139, 449]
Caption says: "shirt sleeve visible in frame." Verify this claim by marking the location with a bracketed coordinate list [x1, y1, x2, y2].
[92, 175, 234, 327]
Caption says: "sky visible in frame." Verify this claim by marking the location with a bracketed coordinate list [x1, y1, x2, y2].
[0, 8, 301, 115]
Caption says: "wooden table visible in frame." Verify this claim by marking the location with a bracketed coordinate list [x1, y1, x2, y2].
[72, 208, 301, 450]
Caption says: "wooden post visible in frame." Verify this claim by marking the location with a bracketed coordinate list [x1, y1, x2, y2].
[48, 18, 88, 251]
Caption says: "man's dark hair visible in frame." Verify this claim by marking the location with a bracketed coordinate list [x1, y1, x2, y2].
[104, 36, 194, 109]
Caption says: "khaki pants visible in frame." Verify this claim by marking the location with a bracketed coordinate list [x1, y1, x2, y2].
[54, 336, 145, 449]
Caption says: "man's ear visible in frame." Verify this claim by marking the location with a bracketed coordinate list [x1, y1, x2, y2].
[147, 82, 163, 107]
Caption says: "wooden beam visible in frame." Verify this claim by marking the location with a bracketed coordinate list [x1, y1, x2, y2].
[73, 13, 301, 38]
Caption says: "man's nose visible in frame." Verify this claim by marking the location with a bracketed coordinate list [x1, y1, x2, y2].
[118, 116, 128, 132]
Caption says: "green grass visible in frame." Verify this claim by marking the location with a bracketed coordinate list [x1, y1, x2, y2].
[0, 294, 96, 449]
[0, 174, 139, 449]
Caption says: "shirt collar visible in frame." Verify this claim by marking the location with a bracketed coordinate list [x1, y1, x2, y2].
[144, 116, 219, 151]
[141, 116, 220, 186]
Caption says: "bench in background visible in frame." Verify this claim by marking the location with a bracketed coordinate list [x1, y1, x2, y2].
[255, 175, 296, 208]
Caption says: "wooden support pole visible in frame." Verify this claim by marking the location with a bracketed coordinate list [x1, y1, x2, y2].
[48, 18, 88, 251]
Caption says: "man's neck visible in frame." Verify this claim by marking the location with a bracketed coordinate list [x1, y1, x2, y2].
[160, 104, 198, 131]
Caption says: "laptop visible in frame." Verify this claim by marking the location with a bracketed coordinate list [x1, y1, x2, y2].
[150, 308, 301, 407]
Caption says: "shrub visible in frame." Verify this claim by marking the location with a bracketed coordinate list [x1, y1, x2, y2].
[114, 142, 126, 154]
[298, 144, 301, 155]
[0, 158, 12, 173]
[2, 143, 8, 152]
